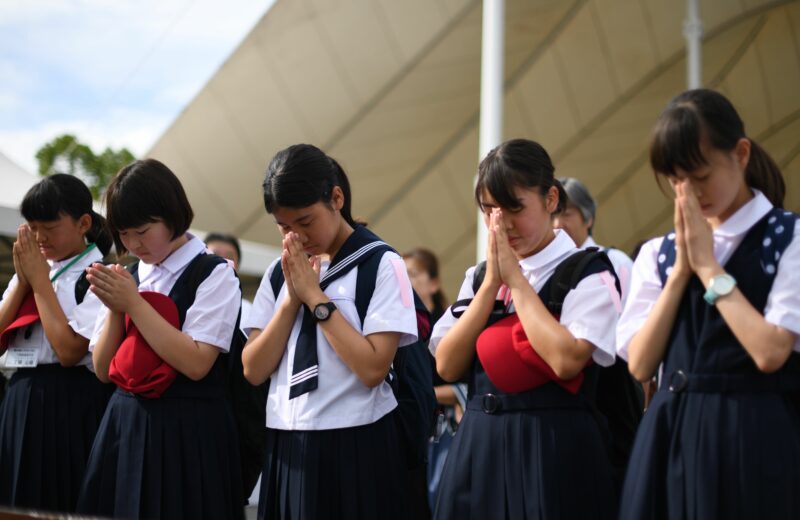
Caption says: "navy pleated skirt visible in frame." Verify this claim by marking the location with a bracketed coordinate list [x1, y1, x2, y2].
[0, 364, 112, 513]
[258, 411, 406, 520]
[77, 387, 244, 520]
[433, 398, 616, 520]
[620, 388, 800, 519]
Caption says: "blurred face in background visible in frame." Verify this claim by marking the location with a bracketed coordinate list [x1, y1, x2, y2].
[404, 257, 439, 311]
[553, 201, 591, 247]
[207, 240, 240, 271]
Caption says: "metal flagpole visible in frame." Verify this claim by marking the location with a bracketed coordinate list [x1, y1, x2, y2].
[476, 0, 505, 261]
[684, 0, 703, 89]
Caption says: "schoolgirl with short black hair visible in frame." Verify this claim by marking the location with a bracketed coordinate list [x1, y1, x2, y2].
[242, 144, 418, 520]
[431, 138, 620, 519]
[76, 159, 244, 519]
[619, 89, 800, 519]
[0, 173, 113, 513]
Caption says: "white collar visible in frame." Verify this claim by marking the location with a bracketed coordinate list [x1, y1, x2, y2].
[715, 190, 772, 238]
[518, 229, 577, 272]
[137, 233, 206, 277]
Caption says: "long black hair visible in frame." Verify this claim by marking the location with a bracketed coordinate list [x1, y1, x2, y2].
[475, 138, 566, 213]
[263, 144, 360, 227]
[650, 88, 785, 207]
[21, 173, 112, 255]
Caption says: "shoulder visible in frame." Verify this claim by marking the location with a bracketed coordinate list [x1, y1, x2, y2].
[604, 247, 633, 268]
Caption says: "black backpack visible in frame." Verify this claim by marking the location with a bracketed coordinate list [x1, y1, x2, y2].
[128, 253, 268, 499]
[269, 253, 437, 471]
[470, 248, 642, 488]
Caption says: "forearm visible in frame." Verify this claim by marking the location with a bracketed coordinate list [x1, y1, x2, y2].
[435, 385, 459, 406]
[712, 287, 795, 373]
[627, 274, 689, 382]
[318, 312, 399, 388]
[0, 283, 29, 340]
[242, 300, 298, 385]
[435, 285, 497, 382]
[32, 284, 89, 366]
[509, 277, 592, 380]
[126, 298, 220, 381]
[93, 312, 125, 382]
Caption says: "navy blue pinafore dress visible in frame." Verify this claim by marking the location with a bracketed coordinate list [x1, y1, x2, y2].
[433, 256, 616, 520]
[76, 254, 244, 520]
[620, 210, 800, 519]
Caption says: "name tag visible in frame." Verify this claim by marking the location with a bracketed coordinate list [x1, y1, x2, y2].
[5, 347, 38, 368]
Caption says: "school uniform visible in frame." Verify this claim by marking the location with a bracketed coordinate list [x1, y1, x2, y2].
[0, 246, 112, 513]
[617, 191, 800, 519]
[76, 235, 245, 520]
[580, 236, 642, 489]
[430, 230, 620, 520]
[581, 236, 633, 305]
[243, 226, 418, 520]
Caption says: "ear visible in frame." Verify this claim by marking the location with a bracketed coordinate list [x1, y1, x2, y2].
[735, 137, 751, 171]
[330, 186, 345, 211]
[78, 213, 92, 235]
[545, 185, 560, 214]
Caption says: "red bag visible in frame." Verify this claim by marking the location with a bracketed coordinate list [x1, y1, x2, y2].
[0, 293, 40, 351]
[476, 313, 584, 394]
[108, 291, 179, 398]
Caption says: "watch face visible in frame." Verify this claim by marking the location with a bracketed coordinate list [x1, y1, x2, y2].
[713, 274, 736, 295]
[314, 305, 330, 320]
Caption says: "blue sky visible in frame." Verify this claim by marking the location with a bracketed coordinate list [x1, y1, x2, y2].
[0, 0, 274, 174]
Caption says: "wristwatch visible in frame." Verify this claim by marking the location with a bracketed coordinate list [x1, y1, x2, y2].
[313, 301, 337, 322]
[703, 273, 737, 305]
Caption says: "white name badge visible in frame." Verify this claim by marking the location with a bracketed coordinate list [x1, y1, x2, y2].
[5, 347, 38, 368]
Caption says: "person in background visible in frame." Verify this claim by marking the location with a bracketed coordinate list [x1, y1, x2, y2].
[402, 248, 465, 513]
[553, 177, 633, 305]
[205, 232, 253, 331]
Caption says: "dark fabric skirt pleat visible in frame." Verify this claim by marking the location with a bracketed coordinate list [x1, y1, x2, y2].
[257, 412, 406, 520]
[77, 388, 244, 520]
[620, 389, 800, 520]
[0, 364, 112, 513]
[433, 407, 616, 520]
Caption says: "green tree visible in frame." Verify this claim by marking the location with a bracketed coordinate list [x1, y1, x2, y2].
[35, 134, 135, 199]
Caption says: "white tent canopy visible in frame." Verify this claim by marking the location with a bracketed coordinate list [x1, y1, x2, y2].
[0, 151, 38, 237]
[147, 0, 800, 292]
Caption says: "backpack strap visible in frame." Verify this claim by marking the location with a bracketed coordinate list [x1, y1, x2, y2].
[126, 254, 229, 326]
[169, 253, 229, 326]
[74, 270, 91, 305]
[547, 248, 620, 315]
[126, 260, 140, 285]
[450, 260, 505, 320]
[471, 261, 487, 294]
[269, 261, 285, 300]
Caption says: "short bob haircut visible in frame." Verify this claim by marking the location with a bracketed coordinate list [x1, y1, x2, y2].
[105, 159, 193, 255]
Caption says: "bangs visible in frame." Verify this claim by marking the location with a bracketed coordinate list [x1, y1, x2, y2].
[264, 176, 331, 213]
[650, 104, 708, 176]
[475, 162, 525, 211]
[105, 173, 164, 232]
[20, 181, 65, 222]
